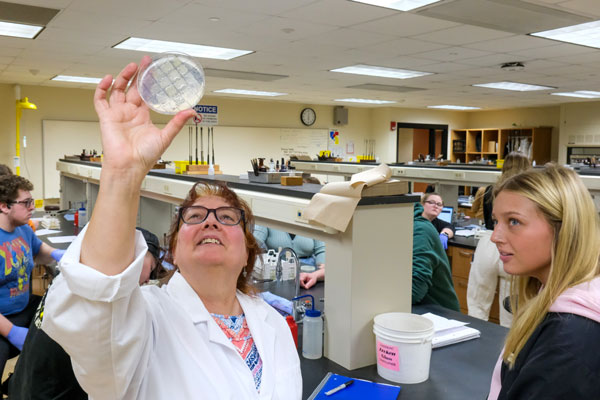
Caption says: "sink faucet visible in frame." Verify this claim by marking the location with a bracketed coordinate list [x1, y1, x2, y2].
[276, 247, 303, 321]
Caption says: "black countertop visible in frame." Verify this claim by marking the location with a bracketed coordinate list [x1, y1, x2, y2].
[291, 159, 501, 171]
[260, 281, 507, 400]
[59, 159, 420, 206]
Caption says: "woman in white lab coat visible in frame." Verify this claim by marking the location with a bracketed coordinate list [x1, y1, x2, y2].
[41, 57, 302, 400]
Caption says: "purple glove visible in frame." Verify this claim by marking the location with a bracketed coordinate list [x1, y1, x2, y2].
[439, 233, 448, 250]
[7, 325, 28, 351]
[51, 249, 66, 262]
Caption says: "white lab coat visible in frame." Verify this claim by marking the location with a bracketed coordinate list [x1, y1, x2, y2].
[466, 230, 512, 327]
[42, 228, 302, 400]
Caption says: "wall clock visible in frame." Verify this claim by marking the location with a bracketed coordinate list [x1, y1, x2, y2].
[300, 107, 316, 126]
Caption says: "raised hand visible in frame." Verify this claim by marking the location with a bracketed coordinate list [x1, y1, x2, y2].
[93, 56, 196, 177]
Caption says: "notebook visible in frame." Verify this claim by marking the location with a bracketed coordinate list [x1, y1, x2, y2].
[438, 206, 454, 224]
[308, 372, 401, 400]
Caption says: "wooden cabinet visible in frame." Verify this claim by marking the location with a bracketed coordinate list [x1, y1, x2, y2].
[447, 245, 500, 324]
[450, 127, 552, 165]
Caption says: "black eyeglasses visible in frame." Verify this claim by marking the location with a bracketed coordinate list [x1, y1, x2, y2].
[424, 200, 443, 207]
[10, 198, 35, 208]
[179, 206, 245, 227]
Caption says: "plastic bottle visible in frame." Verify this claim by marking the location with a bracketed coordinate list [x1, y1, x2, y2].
[78, 203, 87, 228]
[73, 210, 78, 227]
[292, 294, 323, 359]
[208, 164, 215, 176]
[285, 315, 298, 348]
[269, 158, 275, 172]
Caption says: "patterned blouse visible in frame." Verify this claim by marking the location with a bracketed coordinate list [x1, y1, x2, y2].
[211, 313, 263, 391]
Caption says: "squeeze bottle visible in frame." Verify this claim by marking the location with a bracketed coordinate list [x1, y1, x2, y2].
[292, 294, 323, 359]
[78, 203, 87, 228]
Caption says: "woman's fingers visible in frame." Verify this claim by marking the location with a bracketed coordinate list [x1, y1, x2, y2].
[93, 74, 114, 115]
[111, 62, 139, 104]
[126, 56, 152, 106]
[160, 109, 197, 147]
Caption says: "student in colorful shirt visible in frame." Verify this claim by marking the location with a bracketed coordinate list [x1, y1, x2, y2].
[42, 58, 301, 400]
[0, 174, 62, 380]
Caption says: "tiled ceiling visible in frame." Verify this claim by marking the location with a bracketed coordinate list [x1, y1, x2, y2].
[1, 0, 600, 110]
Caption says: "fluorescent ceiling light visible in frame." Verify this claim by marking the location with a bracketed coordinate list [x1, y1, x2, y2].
[428, 105, 481, 110]
[473, 81, 554, 91]
[331, 64, 432, 80]
[0, 21, 43, 39]
[551, 91, 600, 99]
[350, 0, 441, 12]
[531, 21, 600, 49]
[213, 89, 287, 97]
[334, 98, 396, 104]
[114, 37, 253, 60]
[52, 75, 103, 84]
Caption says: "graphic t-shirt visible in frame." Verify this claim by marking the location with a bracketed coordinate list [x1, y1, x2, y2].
[0, 225, 42, 315]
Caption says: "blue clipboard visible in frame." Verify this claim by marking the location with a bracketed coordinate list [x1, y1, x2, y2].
[308, 372, 401, 399]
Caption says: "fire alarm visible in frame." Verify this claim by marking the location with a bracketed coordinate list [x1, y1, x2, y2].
[390, 121, 397, 131]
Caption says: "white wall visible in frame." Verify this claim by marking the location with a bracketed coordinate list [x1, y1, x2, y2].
[5, 80, 600, 201]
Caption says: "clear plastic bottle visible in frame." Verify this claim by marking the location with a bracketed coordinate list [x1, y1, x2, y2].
[302, 308, 323, 359]
[292, 294, 323, 359]
[78, 203, 87, 228]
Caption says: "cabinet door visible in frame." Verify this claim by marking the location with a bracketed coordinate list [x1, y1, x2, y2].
[450, 246, 474, 279]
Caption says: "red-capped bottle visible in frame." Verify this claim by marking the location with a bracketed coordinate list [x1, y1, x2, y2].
[286, 315, 298, 348]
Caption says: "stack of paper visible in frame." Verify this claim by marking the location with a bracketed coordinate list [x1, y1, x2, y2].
[421, 312, 481, 348]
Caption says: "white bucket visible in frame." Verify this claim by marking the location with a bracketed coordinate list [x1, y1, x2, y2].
[373, 312, 434, 384]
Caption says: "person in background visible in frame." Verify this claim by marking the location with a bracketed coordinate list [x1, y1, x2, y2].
[412, 201, 460, 311]
[0, 175, 63, 381]
[6, 227, 164, 399]
[467, 152, 531, 327]
[41, 57, 301, 399]
[488, 164, 600, 399]
[471, 152, 531, 230]
[421, 192, 455, 250]
[254, 225, 326, 290]
[0, 165, 38, 232]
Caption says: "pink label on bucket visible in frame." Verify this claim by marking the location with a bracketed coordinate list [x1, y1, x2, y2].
[377, 340, 399, 371]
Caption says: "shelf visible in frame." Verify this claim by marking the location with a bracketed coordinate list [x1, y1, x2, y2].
[450, 127, 553, 165]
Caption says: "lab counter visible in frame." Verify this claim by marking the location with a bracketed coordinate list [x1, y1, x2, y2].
[260, 280, 507, 400]
[56, 159, 419, 370]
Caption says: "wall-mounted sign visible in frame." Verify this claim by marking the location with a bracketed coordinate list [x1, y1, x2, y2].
[193, 105, 218, 126]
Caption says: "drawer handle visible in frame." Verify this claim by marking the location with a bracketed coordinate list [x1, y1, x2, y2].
[458, 281, 467, 288]
[459, 251, 472, 257]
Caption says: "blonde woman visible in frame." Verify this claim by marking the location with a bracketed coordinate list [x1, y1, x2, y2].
[467, 152, 531, 327]
[487, 164, 600, 399]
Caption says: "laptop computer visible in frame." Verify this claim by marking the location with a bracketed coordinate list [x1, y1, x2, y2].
[438, 206, 454, 224]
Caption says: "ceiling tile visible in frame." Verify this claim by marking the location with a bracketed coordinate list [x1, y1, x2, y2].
[412, 25, 513, 45]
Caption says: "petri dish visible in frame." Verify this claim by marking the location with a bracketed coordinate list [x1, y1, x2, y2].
[137, 52, 205, 115]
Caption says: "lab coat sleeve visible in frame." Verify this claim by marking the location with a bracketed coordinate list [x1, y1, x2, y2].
[411, 227, 436, 304]
[42, 227, 154, 400]
[313, 239, 326, 265]
[467, 233, 498, 321]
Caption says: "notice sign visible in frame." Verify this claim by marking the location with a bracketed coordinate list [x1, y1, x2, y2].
[193, 105, 218, 126]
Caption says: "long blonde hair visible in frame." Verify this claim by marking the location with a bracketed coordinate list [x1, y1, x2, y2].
[494, 164, 600, 368]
